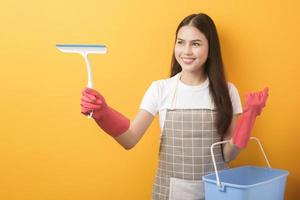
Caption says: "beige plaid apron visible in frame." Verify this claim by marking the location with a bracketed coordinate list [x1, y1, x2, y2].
[152, 74, 227, 200]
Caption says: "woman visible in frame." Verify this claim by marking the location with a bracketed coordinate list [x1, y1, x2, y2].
[80, 13, 268, 200]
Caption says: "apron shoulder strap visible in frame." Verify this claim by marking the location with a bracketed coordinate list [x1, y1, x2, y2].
[169, 72, 181, 110]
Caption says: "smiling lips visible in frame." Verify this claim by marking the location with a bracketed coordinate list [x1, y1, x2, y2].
[181, 57, 196, 64]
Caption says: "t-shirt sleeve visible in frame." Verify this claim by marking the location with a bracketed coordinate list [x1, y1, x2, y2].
[139, 81, 159, 116]
[228, 82, 243, 114]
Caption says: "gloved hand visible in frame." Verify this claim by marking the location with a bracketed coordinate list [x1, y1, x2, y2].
[232, 88, 269, 148]
[81, 87, 130, 137]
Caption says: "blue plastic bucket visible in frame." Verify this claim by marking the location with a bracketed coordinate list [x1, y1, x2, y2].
[202, 137, 289, 200]
[203, 166, 289, 200]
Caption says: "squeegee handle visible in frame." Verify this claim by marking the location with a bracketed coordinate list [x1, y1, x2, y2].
[83, 53, 94, 119]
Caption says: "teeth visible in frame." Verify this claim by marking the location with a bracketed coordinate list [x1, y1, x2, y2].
[183, 58, 194, 61]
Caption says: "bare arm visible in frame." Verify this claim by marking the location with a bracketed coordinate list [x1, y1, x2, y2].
[222, 114, 242, 162]
[114, 109, 155, 150]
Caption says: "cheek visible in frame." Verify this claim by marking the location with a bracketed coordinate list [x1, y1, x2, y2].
[174, 46, 180, 56]
[174, 47, 181, 60]
[196, 47, 209, 59]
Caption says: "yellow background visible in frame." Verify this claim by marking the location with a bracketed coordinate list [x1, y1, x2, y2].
[0, 0, 299, 199]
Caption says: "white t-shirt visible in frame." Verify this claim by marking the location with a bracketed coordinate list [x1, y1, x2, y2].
[140, 73, 243, 131]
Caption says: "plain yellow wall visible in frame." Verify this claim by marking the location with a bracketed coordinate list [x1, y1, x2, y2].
[1, 0, 299, 199]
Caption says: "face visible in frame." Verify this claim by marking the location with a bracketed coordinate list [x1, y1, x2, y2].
[174, 25, 209, 74]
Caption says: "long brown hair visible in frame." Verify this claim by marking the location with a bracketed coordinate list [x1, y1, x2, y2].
[170, 13, 233, 136]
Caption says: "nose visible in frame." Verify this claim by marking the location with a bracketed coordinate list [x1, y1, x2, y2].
[183, 44, 193, 55]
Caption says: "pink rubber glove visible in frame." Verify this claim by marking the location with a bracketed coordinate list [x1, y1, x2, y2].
[232, 88, 269, 148]
[81, 87, 130, 137]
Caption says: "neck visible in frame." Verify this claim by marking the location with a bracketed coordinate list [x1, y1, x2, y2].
[180, 70, 207, 86]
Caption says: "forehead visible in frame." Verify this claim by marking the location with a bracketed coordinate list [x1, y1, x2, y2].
[177, 25, 207, 41]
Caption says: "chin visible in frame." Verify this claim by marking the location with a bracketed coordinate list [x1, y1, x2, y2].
[181, 65, 201, 73]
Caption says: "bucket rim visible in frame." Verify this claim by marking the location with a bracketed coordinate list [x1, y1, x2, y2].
[202, 166, 289, 189]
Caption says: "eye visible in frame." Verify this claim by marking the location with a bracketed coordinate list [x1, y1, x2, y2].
[176, 40, 184, 45]
[193, 43, 200, 47]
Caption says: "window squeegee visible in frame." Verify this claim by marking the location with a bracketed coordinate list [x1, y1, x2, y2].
[56, 44, 108, 118]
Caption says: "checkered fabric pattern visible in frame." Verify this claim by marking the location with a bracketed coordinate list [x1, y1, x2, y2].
[152, 109, 227, 200]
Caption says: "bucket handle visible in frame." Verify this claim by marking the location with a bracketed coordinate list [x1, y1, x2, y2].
[210, 137, 271, 189]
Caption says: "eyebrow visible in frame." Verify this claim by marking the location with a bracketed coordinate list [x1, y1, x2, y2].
[177, 38, 202, 42]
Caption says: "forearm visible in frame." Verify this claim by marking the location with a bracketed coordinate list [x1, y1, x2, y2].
[222, 139, 241, 162]
[94, 106, 130, 137]
[114, 126, 137, 150]
[81, 88, 154, 150]
[232, 88, 269, 148]
[223, 111, 255, 161]
[232, 110, 257, 148]
[114, 110, 154, 150]
[222, 88, 269, 161]
[114, 124, 151, 150]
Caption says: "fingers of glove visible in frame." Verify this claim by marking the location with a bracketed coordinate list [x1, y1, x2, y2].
[246, 90, 268, 101]
[262, 87, 269, 103]
[255, 88, 269, 114]
[80, 101, 102, 110]
[245, 92, 262, 111]
[82, 87, 102, 98]
[255, 88, 269, 106]
[263, 87, 269, 95]
[81, 107, 92, 115]
[245, 93, 252, 103]
[82, 91, 97, 101]
[245, 93, 257, 104]
[81, 95, 102, 105]
[81, 95, 95, 103]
